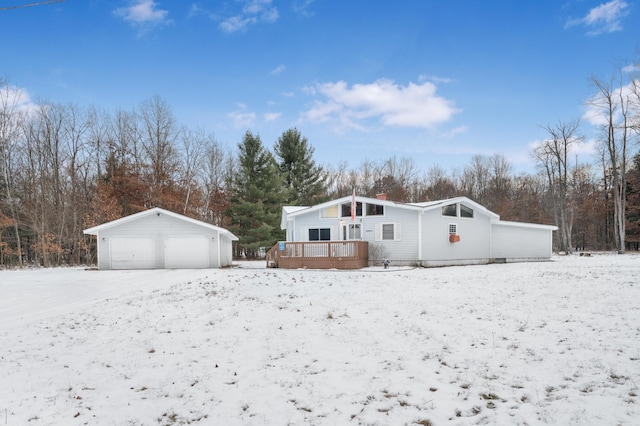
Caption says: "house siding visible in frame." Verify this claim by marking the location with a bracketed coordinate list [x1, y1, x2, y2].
[492, 223, 553, 261]
[420, 207, 492, 266]
[365, 206, 419, 264]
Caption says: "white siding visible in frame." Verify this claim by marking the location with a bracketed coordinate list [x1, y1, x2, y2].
[420, 206, 492, 266]
[492, 223, 553, 261]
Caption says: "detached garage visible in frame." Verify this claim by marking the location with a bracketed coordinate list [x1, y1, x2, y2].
[83, 207, 238, 270]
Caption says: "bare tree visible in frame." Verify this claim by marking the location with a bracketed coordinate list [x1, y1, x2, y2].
[421, 164, 457, 201]
[535, 120, 582, 253]
[201, 135, 232, 226]
[588, 70, 634, 253]
[324, 160, 351, 198]
[0, 79, 25, 266]
[178, 128, 206, 215]
[139, 96, 181, 209]
[460, 154, 491, 204]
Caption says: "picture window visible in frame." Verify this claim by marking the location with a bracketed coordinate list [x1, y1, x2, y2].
[309, 228, 331, 241]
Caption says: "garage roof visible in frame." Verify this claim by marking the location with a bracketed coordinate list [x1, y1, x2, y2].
[83, 207, 239, 241]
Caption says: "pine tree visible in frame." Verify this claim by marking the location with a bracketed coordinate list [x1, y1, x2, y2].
[625, 153, 640, 250]
[227, 130, 284, 257]
[274, 128, 327, 206]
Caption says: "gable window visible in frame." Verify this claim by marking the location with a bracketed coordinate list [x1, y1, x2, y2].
[442, 204, 457, 217]
[341, 202, 362, 218]
[366, 203, 384, 216]
[309, 228, 331, 241]
[460, 204, 474, 218]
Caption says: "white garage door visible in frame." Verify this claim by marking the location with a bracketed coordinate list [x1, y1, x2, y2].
[110, 237, 156, 270]
[164, 236, 210, 269]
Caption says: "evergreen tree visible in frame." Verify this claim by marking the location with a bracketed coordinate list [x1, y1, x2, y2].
[274, 128, 327, 206]
[227, 130, 284, 257]
[625, 153, 640, 250]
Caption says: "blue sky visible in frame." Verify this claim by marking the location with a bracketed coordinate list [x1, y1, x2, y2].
[2, 0, 639, 173]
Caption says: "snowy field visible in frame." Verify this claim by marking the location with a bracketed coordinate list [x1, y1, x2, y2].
[1, 254, 639, 426]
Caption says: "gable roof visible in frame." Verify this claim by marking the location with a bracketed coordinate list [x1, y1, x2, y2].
[280, 195, 502, 229]
[409, 196, 501, 220]
[83, 207, 239, 241]
[280, 195, 425, 229]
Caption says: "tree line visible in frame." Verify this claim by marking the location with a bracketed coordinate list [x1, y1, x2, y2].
[1, 69, 639, 267]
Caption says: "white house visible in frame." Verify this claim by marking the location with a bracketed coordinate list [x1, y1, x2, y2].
[83, 207, 238, 270]
[279, 195, 557, 267]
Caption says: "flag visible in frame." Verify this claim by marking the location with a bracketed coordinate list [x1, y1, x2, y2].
[351, 189, 356, 222]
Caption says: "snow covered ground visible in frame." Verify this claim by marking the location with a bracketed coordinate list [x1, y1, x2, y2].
[1, 253, 639, 425]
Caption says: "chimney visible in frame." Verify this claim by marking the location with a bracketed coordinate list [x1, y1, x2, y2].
[376, 193, 387, 201]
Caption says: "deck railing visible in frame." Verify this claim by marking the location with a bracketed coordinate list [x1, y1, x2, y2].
[266, 241, 368, 269]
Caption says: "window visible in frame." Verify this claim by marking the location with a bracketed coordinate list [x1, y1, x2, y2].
[376, 223, 401, 241]
[320, 205, 339, 218]
[442, 203, 474, 218]
[342, 202, 362, 218]
[382, 224, 395, 240]
[366, 203, 384, 216]
[449, 223, 457, 234]
[442, 204, 457, 217]
[460, 204, 474, 218]
[309, 228, 331, 241]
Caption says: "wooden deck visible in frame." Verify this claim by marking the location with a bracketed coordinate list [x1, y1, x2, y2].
[266, 241, 369, 269]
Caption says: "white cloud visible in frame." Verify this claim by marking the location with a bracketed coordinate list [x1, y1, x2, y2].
[565, 0, 629, 35]
[114, 0, 171, 36]
[114, 0, 168, 24]
[622, 63, 640, 73]
[227, 106, 256, 128]
[1, 84, 37, 117]
[301, 79, 459, 131]
[219, 16, 256, 32]
[219, 0, 279, 33]
[419, 74, 454, 84]
[441, 125, 468, 139]
[264, 112, 281, 122]
[271, 65, 286, 76]
[293, 0, 316, 17]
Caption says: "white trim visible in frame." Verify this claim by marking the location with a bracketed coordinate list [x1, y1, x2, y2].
[492, 220, 558, 231]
